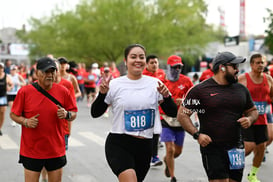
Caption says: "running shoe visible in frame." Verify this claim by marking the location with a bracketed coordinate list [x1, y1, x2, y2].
[103, 112, 109, 118]
[150, 156, 163, 166]
[247, 173, 260, 182]
[170, 176, 177, 182]
[164, 157, 170, 177]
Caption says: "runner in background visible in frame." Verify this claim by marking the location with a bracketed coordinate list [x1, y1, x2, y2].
[0, 62, 13, 135]
[7, 65, 26, 127]
[75, 63, 86, 102]
[58, 57, 82, 100]
[110, 62, 120, 78]
[84, 66, 97, 107]
[160, 55, 193, 182]
[238, 53, 273, 182]
[199, 60, 213, 82]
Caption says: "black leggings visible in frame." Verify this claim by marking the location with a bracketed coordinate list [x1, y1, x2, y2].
[152, 134, 160, 157]
[105, 133, 152, 182]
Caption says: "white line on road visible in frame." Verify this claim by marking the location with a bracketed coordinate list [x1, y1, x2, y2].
[0, 134, 19, 149]
[78, 131, 105, 146]
[68, 174, 98, 182]
[69, 136, 85, 147]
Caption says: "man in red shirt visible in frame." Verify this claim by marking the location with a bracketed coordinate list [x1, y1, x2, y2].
[143, 54, 166, 82]
[160, 55, 193, 182]
[10, 57, 78, 182]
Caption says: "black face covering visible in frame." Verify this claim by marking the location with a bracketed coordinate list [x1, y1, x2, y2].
[166, 65, 182, 82]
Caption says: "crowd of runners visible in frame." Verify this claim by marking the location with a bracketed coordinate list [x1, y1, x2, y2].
[0, 45, 273, 182]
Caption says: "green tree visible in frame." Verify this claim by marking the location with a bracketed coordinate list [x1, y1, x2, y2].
[264, 8, 273, 54]
[17, 0, 223, 65]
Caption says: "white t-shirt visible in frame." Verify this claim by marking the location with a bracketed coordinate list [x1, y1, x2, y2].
[105, 75, 163, 138]
[7, 73, 21, 95]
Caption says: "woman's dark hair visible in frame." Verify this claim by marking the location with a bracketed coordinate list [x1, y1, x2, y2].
[124, 44, 146, 61]
[67, 61, 78, 75]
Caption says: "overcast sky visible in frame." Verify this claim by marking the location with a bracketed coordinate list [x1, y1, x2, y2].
[0, 0, 272, 36]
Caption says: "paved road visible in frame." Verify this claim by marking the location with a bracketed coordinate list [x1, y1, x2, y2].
[0, 101, 272, 182]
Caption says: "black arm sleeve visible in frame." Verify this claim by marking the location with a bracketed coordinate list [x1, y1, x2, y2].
[160, 96, 177, 117]
[90, 92, 108, 118]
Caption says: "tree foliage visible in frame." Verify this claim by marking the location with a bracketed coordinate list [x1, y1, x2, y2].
[17, 0, 223, 65]
[264, 8, 273, 54]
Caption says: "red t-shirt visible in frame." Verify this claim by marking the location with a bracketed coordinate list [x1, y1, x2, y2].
[59, 78, 76, 135]
[110, 67, 120, 78]
[76, 68, 86, 85]
[246, 73, 269, 125]
[11, 83, 78, 159]
[84, 72, 97, 88]
[142, 68, 166, 82]
[199, 69, 214, 82]
[160, 74, 193, 114]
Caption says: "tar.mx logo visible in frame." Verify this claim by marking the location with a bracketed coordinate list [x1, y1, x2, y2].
[184, 98, 200, 106]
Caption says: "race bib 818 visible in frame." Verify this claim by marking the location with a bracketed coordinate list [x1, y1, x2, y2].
[124, 109, 155, 131]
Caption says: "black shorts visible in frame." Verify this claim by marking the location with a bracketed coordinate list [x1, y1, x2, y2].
[85, 87, 96, 95]
[243, 125, 268, 144]
[7, 95, 16, 102]
[105, 133, 152, 181]
[201, 146, 243, 182]
[19, 155, 67, 172]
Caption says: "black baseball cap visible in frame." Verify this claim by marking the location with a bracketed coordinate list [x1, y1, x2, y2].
[36, 57, 57, 72]
[57, 57, 68, 64]
[212, 52, 246, 71]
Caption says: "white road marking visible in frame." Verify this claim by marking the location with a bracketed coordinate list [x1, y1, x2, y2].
[0, 134, 19, 149]
[78, 131, 105, 146]
[68, 136, 85, 147]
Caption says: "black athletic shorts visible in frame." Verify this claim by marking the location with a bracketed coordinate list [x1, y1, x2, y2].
[105, 133, 152, 182]
[7, 95, 16, 102]
[85, 87, 96, 95]
[243, 125, 268, 145]
[201, 145, 243, 182]
[19, 155, 67, 172]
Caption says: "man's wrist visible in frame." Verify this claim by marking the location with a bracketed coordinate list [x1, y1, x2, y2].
[193, 131, 200, 140]
[23, 119, 28, 128]
[65, 111, 72, 120]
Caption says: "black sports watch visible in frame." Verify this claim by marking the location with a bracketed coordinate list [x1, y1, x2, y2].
[193, 131, 200, 140]
[65, 111, 72, 120]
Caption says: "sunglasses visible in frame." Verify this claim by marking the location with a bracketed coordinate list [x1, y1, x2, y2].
[171, 65, 182, 69]
[224, 63, 239, 69]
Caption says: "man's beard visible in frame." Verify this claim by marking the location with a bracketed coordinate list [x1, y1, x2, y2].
[225, 71, 238, 84]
